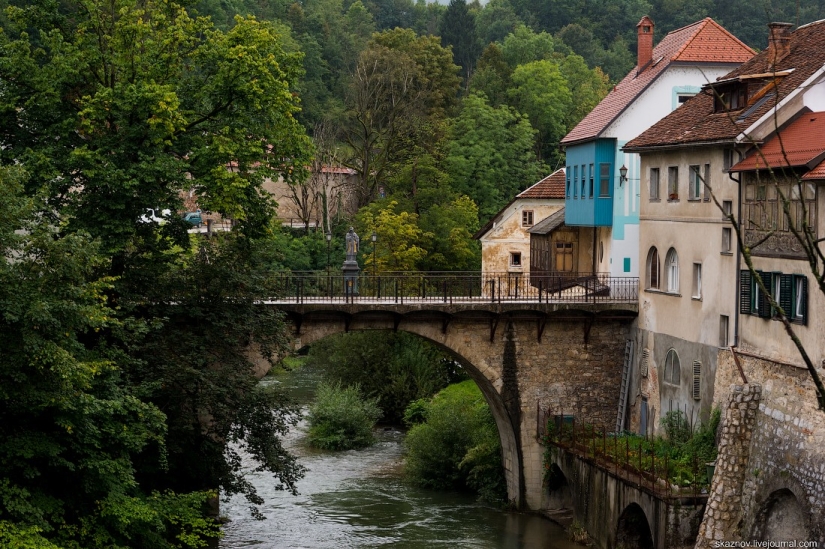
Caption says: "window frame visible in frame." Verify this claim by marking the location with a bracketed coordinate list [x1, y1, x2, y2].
[668, 166, 679, 200]
[663, 349, 681, 386]
[692, 263, 702, 299]
[510, 252, 522, 268]
[646, 247, 660, 289]
[649, 167, 660, 200]
[665, 248, 679, 293]
[689, 165, 701, 200]
[722, 227, 732, 253]
[719, 315, 729, 347]
[599, 163, 610, 197]
[522, 210, 534, 227]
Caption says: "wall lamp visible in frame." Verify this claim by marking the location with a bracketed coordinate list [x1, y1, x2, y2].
[619, 164, 628, 186]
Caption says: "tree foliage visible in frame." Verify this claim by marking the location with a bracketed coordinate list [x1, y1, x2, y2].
[307, 382, 382, 450]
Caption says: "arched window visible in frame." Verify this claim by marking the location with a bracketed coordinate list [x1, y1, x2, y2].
[646, 247, 660, 289]
[663, 349, 681, 385]
[665, 248, 679, 293]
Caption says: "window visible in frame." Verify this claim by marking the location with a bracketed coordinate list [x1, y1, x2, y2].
[510, 252, 522, 267]
[599, 163, 610, 196]
[692, 361, 701, 400]
[665, 248, 679, 293]
[723, 200, 733, 217]
[689, 165, 701, 200]
[646, 247, 660, 289]
[555, 242, 573, 271]
[719, 315, 729, 347]
[522, 210, 534, 227]
[663, 349, 681, 386]
[713, 83, 748, 112]
[739, 270, 808, 325]
[589, 164, 594, 197]
[566, 169, 571, 197]
[703, 164, 711, 201]
[573, 165, 578, 198]
[677, 94, 694, 104]
[692, 263, 702, 299]
[649, 168, 660, 200]
[722, 227, 732, 253]
[581, 165, 586, 197]
[668, 166, 679, 200]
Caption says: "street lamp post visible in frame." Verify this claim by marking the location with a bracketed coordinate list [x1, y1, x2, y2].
[371, 231, 377, 278]
[325, 231, 332, 270]
[325, 231, 332, 297]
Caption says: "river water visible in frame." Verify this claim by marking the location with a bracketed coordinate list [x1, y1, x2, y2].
[219, 365, 581, 549]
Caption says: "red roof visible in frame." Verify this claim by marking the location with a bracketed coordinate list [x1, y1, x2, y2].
[803, 159, 825, 180]
[730, 112, 825, 171]
[625, 20, 825, 151]
[517, 168, 566, 199]
[561, 18, 753, 146]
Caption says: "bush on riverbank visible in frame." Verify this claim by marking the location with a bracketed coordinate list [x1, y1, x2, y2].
[306, 332, 466, 423]
[307, 383, 382, 450]
[404, 380, 507, 503]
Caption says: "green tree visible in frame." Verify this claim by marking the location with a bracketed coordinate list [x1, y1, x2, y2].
[475, 0, 522, 46]
[469, 43, 513, 107]
[499, 24, 557, 68]
[0, 167, 220, 548]
[356, 200, 429, 271]
[445, 93, 545, 221]
[508, 59, 572, 162]
[307, 382, 382, 450]
[419, 195, 481, 271]
[439, 0, 481, 83]
[560, 54, 610, 129]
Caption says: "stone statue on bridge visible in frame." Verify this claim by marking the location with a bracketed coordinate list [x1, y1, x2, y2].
[345, 227, 360, 260]
[342, 227, 360, 294]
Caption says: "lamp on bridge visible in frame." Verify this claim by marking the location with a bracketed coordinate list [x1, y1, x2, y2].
[325, 231, 332, 270]
[619, 164, 628, 186]
[371, 231, 377, 277]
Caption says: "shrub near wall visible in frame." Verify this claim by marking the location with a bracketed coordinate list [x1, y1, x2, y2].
[404, 380, 507, 503]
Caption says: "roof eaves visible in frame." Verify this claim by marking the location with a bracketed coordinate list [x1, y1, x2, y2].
[623, 138, 740, 153]
[737, 64, 825, 143]
[473, 198, 516, 240]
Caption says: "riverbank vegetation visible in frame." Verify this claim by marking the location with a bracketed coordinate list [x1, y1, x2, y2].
[404, 381, 507, 504]
[543, 409, 721, 489]
[305, 332, 465, 424]
[307, 383, 382, 450]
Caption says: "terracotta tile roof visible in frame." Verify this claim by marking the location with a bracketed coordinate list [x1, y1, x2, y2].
[730, 112, 825, 171]
[474, 168, 565, 239]
[803, 159, 825, 180]
[625, 19, 825, 151]
[517, 168, 566, 199]
[561, 18, 753, 146]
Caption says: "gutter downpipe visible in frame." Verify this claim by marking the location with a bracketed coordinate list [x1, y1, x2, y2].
[729, 167, 742, 348]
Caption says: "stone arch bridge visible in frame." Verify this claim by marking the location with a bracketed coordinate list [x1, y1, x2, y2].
[265, 272, 639, 511]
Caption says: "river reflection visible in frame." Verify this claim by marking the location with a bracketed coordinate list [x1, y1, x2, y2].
[219, 366, 581, 549]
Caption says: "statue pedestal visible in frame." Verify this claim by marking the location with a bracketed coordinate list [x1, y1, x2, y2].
[342, 260, 360, 296]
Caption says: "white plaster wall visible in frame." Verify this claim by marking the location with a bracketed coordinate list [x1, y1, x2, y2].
[638, 147, 739, 347]
[606, 64, 739, 142]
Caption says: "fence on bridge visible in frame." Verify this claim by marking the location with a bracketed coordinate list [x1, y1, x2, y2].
[270, 271, 639, 304]
[537, 405, 711, 499]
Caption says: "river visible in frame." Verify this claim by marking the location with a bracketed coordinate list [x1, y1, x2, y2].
[219, 364, 581, 549]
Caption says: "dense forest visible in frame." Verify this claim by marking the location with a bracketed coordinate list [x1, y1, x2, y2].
[1, 0, 823, 547]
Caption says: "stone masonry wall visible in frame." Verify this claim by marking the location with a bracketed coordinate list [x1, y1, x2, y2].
[695, 383, 761, 547]
[700, 350, 825, 544]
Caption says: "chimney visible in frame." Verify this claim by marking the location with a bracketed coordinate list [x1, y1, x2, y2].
[637, 16, 655, 71]
[767, 22, 793, 70]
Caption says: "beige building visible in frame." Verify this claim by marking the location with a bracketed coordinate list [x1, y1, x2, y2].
[625, 21, 825, 539]
[474, 169, 565, 294]
[263, 165, 359, 229]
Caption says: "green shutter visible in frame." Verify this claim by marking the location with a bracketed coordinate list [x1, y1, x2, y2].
[797, 275, 808, 325]
[779, 274, 793, 318]
[740, 270, 752, 314]
[758, 272, 773, 318]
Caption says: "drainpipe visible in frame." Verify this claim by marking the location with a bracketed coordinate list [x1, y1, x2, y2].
[729, 168, 742, 347]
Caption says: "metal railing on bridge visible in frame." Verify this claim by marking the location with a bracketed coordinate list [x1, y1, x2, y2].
[269, 271, 639, 304]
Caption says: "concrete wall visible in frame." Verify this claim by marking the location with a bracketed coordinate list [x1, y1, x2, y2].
[276, 305, 633, 510]
[547, 446, 706, 549]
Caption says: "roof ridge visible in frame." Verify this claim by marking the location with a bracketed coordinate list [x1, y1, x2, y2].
[516, 167, 565, 197]
[797, 18, 825, 30]
[664, 17, 708, 38]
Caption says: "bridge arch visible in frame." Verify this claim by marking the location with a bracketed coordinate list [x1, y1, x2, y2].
[615, 502, 654, 549]
[283, 311, 525, 507]
[751, 487, 810, 541]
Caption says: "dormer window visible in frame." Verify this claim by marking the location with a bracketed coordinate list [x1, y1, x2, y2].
[713, 83, 748, 112]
